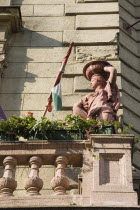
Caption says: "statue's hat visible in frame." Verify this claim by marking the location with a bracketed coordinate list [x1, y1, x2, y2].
[83, 60, 110, 81]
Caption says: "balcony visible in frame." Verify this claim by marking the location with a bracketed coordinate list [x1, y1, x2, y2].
[0, 134, 138, 208]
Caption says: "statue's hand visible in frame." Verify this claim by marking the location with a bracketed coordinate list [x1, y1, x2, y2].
[104, 66, 115, 73]
[88, 107, 101, 119]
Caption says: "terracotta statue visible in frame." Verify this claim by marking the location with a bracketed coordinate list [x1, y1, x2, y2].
[73, 61, 120, 122]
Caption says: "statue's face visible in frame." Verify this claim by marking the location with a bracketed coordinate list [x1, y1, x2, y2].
[90, 74, 106, 90]
[90, 75, 99, 90]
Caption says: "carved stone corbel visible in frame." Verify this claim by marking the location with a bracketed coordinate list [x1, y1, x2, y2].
[51, 156, 70, 195]
[25, 156, 43, 196]
[0, 156, 17, 197]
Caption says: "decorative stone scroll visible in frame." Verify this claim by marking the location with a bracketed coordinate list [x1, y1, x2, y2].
[0, 156, 17, 197]
[51, 156, 70, 195]
[25, 156, 43, 196]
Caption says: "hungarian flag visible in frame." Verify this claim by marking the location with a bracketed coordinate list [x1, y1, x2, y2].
[43, 42, 74, 117]
[52, 82, 62, 111]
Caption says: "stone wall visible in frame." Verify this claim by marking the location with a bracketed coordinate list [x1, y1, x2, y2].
[119, 0, 140, 169]
[0, 0, 121, 120]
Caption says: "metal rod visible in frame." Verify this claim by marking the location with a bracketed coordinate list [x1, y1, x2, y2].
[127, 20, 140, 29]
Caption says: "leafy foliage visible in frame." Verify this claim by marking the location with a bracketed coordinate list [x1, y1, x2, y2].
[0, 114, 137, 141]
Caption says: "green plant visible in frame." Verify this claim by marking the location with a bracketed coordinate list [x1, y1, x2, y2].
[65, 114, 97, 132]
[0, 114, 138, 141]
[0, 116, 37, 139]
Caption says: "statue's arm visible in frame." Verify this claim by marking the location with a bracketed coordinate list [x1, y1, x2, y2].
[104, 66, 117, 86]
[73, 101, 87, 119]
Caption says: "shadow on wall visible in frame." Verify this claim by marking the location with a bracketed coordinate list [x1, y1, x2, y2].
[0, 26, 64, 118]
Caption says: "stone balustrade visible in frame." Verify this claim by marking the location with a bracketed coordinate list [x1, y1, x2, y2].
[0, 135, 138, 208]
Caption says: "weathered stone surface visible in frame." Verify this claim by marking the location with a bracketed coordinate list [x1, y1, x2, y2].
[0, 31, 5, 40]
[23, 94, 49, 110]
[46, 111, 73, 120]
[40, 166, 55, 190]
[0, 0, 11, 6]
[4, 110, 72, 120]
[9, 30, 32, 47]
[119, 0, 134, 14]
[31, 32, 62, 47]
[27, 63, 61, 78]
[133, 152, 140, 170]
[23, 94, 84, 110]
[21, 5, 33, 16]
[7, 47, 74, 63]
[0, 195, 74, 207]
[121, 92, 140, 117]
[63, 29, 118, 44]
[76, 14, 119, 29]
[12, 0, 75, 4]
[23, 17, 75, 31]
[74, 75, 121, 91]
[120, 31, 139, 57]
[1, 78, 73, 94]
[122, 78, 140, 100]
[4, 63, 27, 78]
[76, 45, 118, 61]
[119, 7, 139, 30]
[123, 108, 140, 133]
[90, 135, 137, 206]
[135, 0, 140, 6]
[119, 47, 139, 71]
[121, 62, 140, 88]
[77, 0, 118, 2]
[0, 94, 23, 110]
[119, 19, 139, 42]
[65, 2, 118, 15]
[74, 76, 89, 92]
[34, 5, 64, 16]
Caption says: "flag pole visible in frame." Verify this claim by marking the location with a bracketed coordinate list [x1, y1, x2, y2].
[43, 42, 74, 117]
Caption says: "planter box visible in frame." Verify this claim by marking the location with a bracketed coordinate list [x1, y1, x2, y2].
[95, 125, 115, 134]
[29, 130, 85, 140]
[0, 131, 17, 142]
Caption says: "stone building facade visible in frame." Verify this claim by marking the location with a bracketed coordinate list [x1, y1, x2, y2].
[0, 0, 140, 203]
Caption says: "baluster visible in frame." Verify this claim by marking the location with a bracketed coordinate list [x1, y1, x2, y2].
[0, 156, 17, 197]
[25, 156, 43, 196]
[51, 156, 70, 195]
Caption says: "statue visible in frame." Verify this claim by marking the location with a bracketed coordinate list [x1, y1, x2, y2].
[73, 61, 120, 122]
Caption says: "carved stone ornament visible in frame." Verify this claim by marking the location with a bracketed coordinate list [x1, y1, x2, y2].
[25, 156, 43, 196]
[51, 156, 70, 195]
[0, 156, 17, 197]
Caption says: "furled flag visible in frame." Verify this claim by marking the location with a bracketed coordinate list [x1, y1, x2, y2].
[43, 42, 74, 117]
[52, 82, 62, 111]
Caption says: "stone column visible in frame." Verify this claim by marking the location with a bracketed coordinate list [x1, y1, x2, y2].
[0, 156, 17, 197]
[51, 156, 70, 195]
[25, 156, 43, 196]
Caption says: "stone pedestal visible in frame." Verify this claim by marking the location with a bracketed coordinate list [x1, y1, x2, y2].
[90, 134, 137, 206]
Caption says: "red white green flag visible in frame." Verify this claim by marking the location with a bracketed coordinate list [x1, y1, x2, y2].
[52, 82, 62, 111]
[43, 42, 74, 117]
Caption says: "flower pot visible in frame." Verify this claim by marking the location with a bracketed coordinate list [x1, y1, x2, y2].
[28, 130, 85, 140]
[95, 125, 115, 134]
